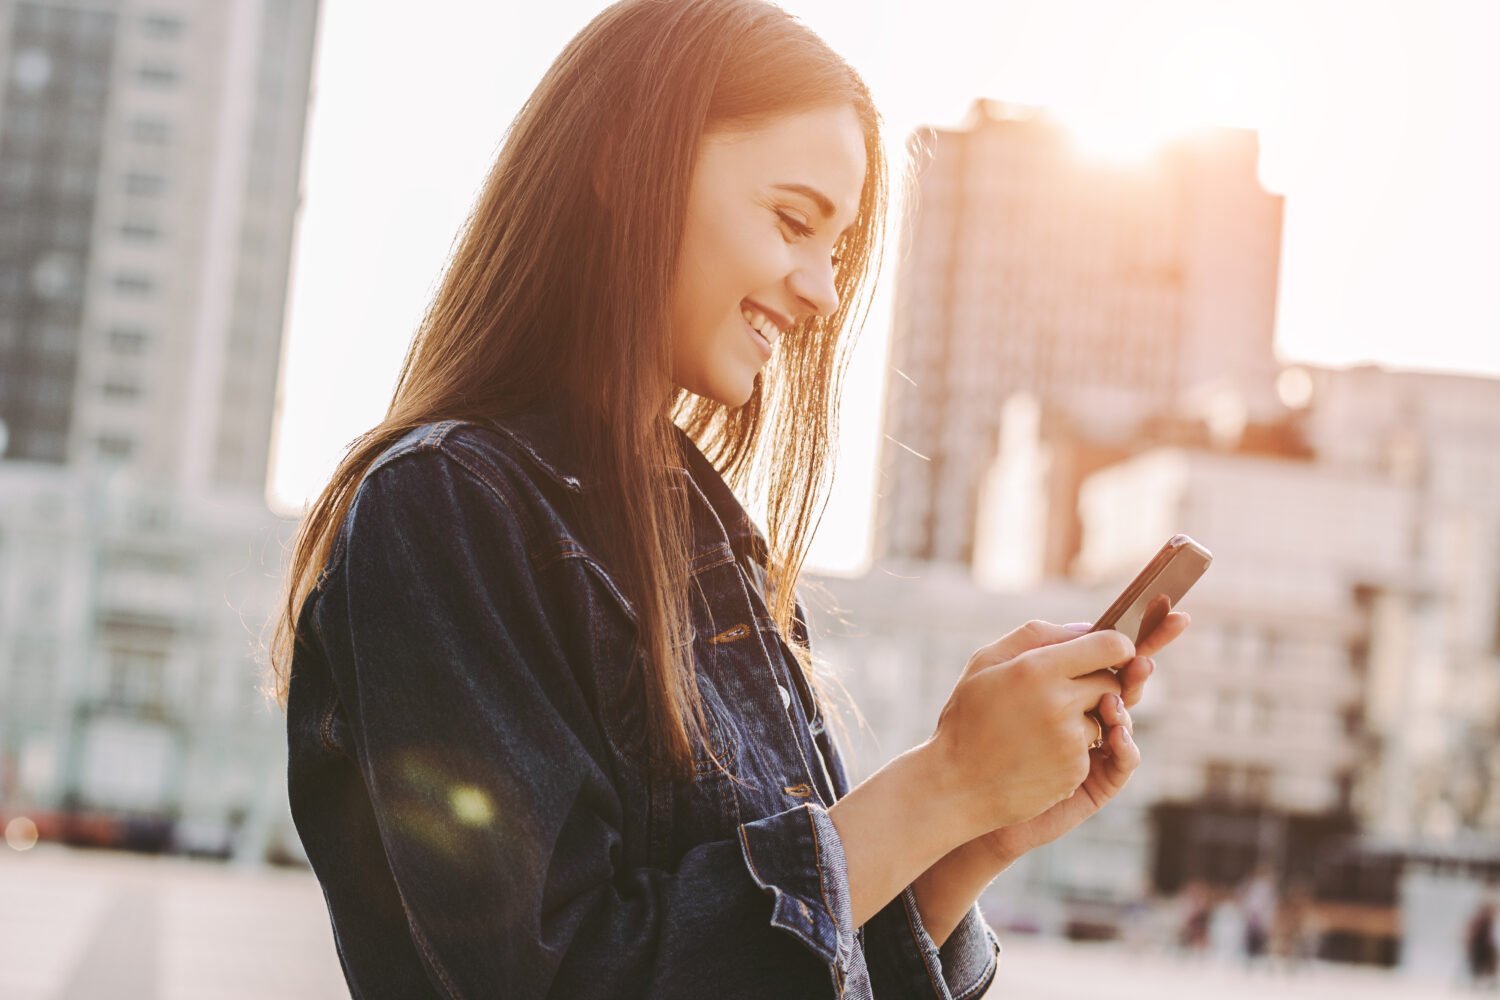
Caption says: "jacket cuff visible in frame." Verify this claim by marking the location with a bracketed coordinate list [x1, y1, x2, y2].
[865, 888, 1000, 999]
[737, 804, 856, 972]
[933, 898, 1000, 999]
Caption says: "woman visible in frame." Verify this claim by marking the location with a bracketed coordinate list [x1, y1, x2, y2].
[271, 1, 1184, 997]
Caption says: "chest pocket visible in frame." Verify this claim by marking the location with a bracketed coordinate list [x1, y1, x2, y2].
[575, 553, 738, 777]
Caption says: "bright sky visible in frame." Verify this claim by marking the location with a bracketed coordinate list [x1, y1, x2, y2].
[268, 0, 1500, 575]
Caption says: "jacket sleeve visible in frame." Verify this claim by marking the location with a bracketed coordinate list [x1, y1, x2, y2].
[813, 693, 1000, 1000]
[863, 892, 1000, 999]
[324, 448, 865, 998]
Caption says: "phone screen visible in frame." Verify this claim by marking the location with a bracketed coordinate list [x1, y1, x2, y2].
[1090, 534, 1212, 645]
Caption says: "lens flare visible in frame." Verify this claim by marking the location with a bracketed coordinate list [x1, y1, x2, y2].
[447, 785, 494, 827]
[5, 816, 39, 851]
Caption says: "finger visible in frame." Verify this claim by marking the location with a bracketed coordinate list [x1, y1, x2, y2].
[1026, 629, 1135, 680]
[1105, 722, 1140, 774]
[1069, 670, 1124, 715]
[1137, 611, 1190, 659]
[1117, 656, 1154, 709]
[1097, 691, 1133, 734]
[976, 619, 1091, 669]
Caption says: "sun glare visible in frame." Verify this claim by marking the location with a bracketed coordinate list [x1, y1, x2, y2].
[1048, 10, 1285, 166]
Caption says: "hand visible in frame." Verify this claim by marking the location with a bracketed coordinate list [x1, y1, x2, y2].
[926, 621, 1134, 838]
[970, 611, 1189, 865]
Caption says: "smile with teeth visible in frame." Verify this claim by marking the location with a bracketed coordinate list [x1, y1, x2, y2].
[741, 306, 781, 349]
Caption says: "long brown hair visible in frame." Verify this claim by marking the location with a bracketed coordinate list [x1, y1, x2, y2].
[270, 0, 887, 776]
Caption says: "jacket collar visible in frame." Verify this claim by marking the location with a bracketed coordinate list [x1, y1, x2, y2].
[487, 405, 587, 494]
[488, 405, 767, 563]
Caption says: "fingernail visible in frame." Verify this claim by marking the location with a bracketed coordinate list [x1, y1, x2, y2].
[1114, 694, 1125, 712]
[1121, 728, 1132, 745]
[1148, 657, 1157, 672]
[1064, 622, 1092, 633]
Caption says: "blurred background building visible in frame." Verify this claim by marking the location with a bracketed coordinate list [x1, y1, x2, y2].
[815, 101, 1500, 977]
[875, 99, 1285, 569]
[0, 0, 318, 860]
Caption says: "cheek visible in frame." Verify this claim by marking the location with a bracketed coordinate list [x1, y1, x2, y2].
[676, 216, 765, 328]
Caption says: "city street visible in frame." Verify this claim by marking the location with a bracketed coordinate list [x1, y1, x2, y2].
[0, 844, 1483, 999]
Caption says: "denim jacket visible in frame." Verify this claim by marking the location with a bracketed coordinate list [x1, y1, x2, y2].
[286, 410, 1000, 999]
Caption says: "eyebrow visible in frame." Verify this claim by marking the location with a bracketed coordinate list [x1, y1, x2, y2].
[771, 181, 859, 239]
[771, 182, 837, 219]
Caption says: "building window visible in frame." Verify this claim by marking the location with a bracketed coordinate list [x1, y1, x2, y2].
[1244, 766, 1272, 806]
[113, 272, 155, 296]
[123, 171, 166, 196]
[1204, 761, 1233, 803]
[58, 164, 94, 196]
[107, 647, 167, 710]
[130, 118, 171, 144]
[32, 373, 73, 405]
[136, 63, 179, 87]
[109, 326, 149, 354]
[97, 433, 134, 458]
[1347, 639, 1369, 676]
[53, 213, 91, 247]
[102, 378, 141, 401]
[141, 13, 186, 39]
[120, 221, 160, 242]
[1341, 705, 1364, 737]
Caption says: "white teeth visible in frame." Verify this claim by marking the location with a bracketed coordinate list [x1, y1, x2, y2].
[741, 306, 780, 343]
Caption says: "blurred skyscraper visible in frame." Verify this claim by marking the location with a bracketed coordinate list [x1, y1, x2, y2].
[875, 99, 1284, 570]
[0, 0, 318, 858]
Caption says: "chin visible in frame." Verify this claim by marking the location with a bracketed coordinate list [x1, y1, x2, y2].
[683, 372, 756, 409]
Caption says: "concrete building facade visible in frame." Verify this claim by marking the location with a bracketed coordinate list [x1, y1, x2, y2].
[0, 0, 317, 858]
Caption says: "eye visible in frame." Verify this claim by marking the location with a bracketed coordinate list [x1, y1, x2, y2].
[775, 209, 814, 239]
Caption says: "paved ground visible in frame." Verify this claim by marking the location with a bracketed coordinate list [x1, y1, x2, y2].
[995, 936, 1478, 999]
[0, 844, 1485, 998]
[0, 845, 347, 1000]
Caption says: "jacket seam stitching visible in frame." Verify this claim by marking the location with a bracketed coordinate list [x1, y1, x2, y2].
[317, 693, 347, 759]
[397, 895, 463, 1000]
[440, 445, 532, 548]
[901, 891, 946, 997]
[807, 804, 848, 996]
[737, 825, 839, 964]
[953, 951, 998, 1000]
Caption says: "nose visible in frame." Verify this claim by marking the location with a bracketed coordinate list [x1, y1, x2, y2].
[788, 254, 841, 320]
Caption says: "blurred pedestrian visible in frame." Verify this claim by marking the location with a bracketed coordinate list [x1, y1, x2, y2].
[1467, 901, 1498, 989]
[1240, 866, 1277, 962]
[1209, 890, 1247, 964]
[1269, 878, 1317, 973]
[1177, 881, 1213, 956]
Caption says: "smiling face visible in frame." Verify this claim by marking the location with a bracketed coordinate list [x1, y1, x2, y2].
[668, 104, 868, 407]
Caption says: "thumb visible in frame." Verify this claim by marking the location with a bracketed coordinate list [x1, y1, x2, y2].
[965, 619, 1093, 678]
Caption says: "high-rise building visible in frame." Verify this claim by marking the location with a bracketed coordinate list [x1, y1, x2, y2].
[0, 0, 314, 491]
[875, 99, 1284, 567]
[0, 0, 318, 857]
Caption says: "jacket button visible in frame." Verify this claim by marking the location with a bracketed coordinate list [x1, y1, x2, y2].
[777, 684, 791, 710]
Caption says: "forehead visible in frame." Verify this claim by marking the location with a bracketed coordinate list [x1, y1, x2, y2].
[697, 105, 867, 227]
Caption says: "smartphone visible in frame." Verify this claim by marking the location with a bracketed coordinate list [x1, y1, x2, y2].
[1089, 533, 1212, 646]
